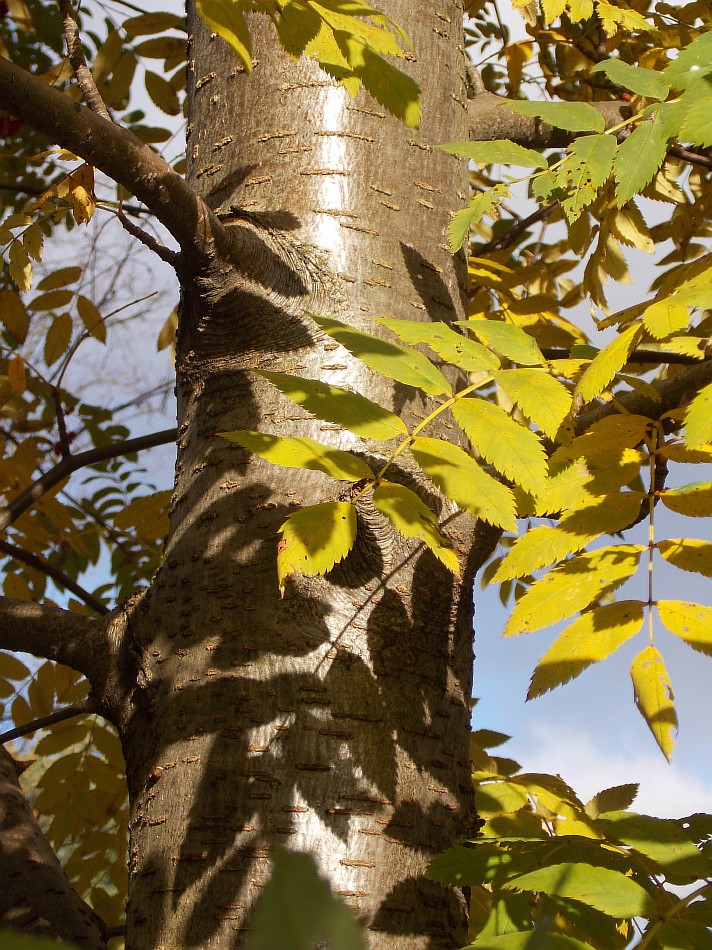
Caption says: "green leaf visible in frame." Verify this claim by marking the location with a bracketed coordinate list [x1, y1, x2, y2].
[661, 481, 712, 517]
[590, 59, 670, 99]
[372, 481, 460, 574]
[428, 843, 532, 888]
[574, 323, 643, 404]
[558, 133, 617, 222]
[196, 0, 252, 67]
[219, 430, 373, 481]
[476, 780, 530, 816]
[410, 436, 517, 532]
[447, 185, 510, 252]
[595, 811, 708, 883]
[344, 38, 421, 128]
[630, 646, 677, 761]
[504, 545, 644, 636]
[658, 600, 712, 657]
[494, 370, 571, 439]
[311, 315, 452, 396]
[452, 398, 548, 496]
[437, 140, 548, 169]
[246, 849, 364, 950]
[654, 919, 712, 949]
[468, 934, 597, 950]
[679, 91, 712, 148]
[527, 601, 645, 699]
[683, 381, 712, 449]
[503, 862, 655, 917]
[584, 784, 639, 819]
[662, 32, 712, 91]
[658, 540, 712, 578]
[277, 502, 357, 589]
[613, 112, 670, 205]
[501, 99, 605, 133]
[463, 321, 545, 366]
[257, 371, 407, 441]
[377, 319, 499, 373]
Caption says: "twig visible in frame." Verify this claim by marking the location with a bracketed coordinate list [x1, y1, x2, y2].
[542, 347, 708, 366]
[0, 427, 177, 533]
[0, 697, 96, 743]
[669, 144, 712, 171]
[117, 206, 179, 265]
[0, 539, 109, 615]
[57, 0, 111, 120]
[52, 386, 71, 456]
[476, 203, 557, 255]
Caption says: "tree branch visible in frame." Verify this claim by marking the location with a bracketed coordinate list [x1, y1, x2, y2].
[467, 84, 631, 148]
[0, 697, 95, 743]
[0, 745, 107, 948]
[0, 427, 176, 533]
[58, 0, 111, 120]
[0, 56, 225, 264]
[575, 358, 712, 435]
[0, 539, 109, 615]
[0, 598, 107, 681]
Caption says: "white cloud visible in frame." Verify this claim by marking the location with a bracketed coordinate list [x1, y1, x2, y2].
[506, 724, 712, 818]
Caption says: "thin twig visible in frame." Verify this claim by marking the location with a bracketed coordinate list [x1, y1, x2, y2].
[0, 697, 96, 744]
[542, 347, 708, 366]
[476, 203, 557, 256]
[0, 427, 177, 534]
[0, 539, 109, 615]
[117, 207, 179, 265]
[52, 387, 71, 456]
[669, 144, 712, 171]
[57, 0, 111, 120]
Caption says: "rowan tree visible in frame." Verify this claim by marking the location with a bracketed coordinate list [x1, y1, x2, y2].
[0, 0, 711, 948]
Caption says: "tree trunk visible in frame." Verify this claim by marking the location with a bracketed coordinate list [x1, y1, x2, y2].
[101, 2, 491, 947]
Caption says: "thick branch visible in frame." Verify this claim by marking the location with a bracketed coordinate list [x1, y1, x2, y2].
[0, 745, 107, 948]
[467, 87, 631, 147]
[0, 427, 176, 533]
[0, 539, 109, 615]
[0, 56, 222, 262]
[0, 598, 115, 693]
[575, 359, 712, 435]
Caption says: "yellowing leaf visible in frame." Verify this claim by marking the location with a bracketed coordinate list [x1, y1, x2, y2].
[452, 398, 548, 496]
[410, 436, 517, 532]
[501, 99, 605, 133]
[437, 139, 547, 169]
[9, 240, 32, 291]
[661, 481, 712, 517]
[0, 288, 29, 341]
[447, 184, 510, 253]
[494, 369, 571, 439]
[76, 295, 106, 342]
[196, 0, 252, 68]
[257, 371, 407, 441]
[464, 321, 545, 366]
[312, 314, 451, 396]
[503, 862, 655, 917]
[377, 319, 499, 373]
[527, 601, 645, 699]
[372, 481, 460, 574]
[630, 645, 677, 761]
[145, 70, 181, 115]
[22, 223, 43, 263]
[66, 165, 96, 225]
[278, 501, 356, 590]
[595, 0, 654, 35]
[219, 430, 373, 482]
[157, 306, 178, 352]
[683, 381, 712, 449]
[7, 355, 26, 395]
[504, 545, 644, 636]
[123, 12, 184, 35]
[44, 312, 73, 366]
[574, 323, 643, 404]
[657, 600, 712, 657]
[28, 290, 74, 312]
[36, 266, 83, 290]
[114, 490, 171, 542]
[613, 113, 670, 206]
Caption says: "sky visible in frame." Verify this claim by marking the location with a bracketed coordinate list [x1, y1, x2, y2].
[15, 0, 712, 823]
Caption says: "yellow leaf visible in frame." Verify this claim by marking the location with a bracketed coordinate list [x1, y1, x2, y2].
[67, 165, 96, 225]
[278, 502, 357, 592]
[76, 295, 106, 342]
[504, 544, 644, 635]
[145, 70, 181, 115]
[0, 288, 29, 341]
[630, 645, 677, 761]
[574, 323, 643, 404]
[7, 355, 26, 394]
[657, 600, 712, 657]
[9, 240, 32, 291]
[44, 312, 73, 366]
[372, 481, 460, 575]
[157, 306, 178, 352]
[22, 223, 44, 263]
[27, 290, 74, 311]
[36, 266, 83, 291]
[658, 539, 712, 578]
[661, 481, 712, 517]
[114, 491, 171, 542]
[528, 601, 645, 699]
